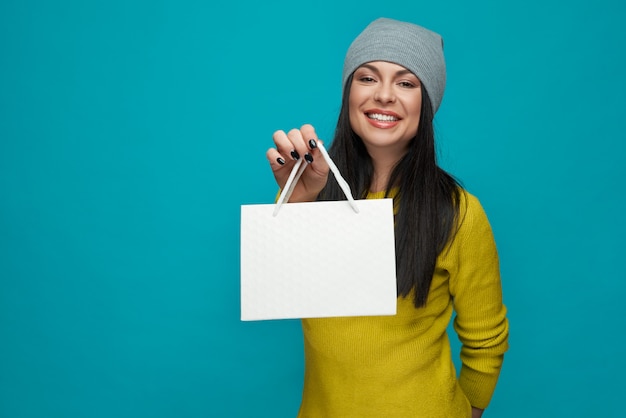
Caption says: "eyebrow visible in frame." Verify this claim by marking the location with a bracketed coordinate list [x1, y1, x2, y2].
[358, 63, 414, 77]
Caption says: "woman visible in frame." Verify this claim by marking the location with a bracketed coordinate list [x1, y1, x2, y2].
[266, 18, 509, 418]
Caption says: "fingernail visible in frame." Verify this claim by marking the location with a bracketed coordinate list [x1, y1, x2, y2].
[290, 150, 300, 160]
[308, 139, 317, 149]
[276, 157, 286, 165]
[304, 153, 314, 163]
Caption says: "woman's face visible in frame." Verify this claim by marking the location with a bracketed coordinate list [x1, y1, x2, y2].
[348, 61, 422, 158]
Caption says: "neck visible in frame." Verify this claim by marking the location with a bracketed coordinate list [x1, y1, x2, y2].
[367, 147, 406, 193]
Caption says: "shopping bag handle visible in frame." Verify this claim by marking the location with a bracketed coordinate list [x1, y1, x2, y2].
[273, 142, 360, 217]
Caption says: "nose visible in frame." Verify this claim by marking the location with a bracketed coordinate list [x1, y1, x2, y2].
[374, 82, 396, 104]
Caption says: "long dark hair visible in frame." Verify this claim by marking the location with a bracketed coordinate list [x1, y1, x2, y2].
[318, 75, 462, 307]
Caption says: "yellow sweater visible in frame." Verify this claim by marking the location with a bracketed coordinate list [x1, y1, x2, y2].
[297, 190, 509, 418]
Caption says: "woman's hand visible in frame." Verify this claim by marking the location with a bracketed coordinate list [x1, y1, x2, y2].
[471, 407, 484, 418]
[266, 124, 329, 203]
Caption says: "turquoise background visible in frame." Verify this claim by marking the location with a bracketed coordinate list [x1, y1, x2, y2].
[1, 0, 625, 417]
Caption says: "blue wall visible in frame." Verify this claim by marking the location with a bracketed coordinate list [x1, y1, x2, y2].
[1, 1, 625, 417]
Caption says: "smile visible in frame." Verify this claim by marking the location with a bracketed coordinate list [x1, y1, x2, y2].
[367, 113, 399, 122]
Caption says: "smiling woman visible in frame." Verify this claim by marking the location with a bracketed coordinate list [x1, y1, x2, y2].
[265, 17, 509, 418]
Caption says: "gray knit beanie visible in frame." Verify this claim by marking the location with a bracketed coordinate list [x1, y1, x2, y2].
[342, 18, 446, 114]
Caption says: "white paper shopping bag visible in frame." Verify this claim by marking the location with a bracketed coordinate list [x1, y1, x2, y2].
[240, 144, 397, 321]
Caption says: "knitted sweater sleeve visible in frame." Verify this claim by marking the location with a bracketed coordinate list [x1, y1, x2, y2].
[448, 192, 509, 409]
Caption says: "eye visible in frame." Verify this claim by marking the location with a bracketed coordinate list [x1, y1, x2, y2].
[358, 76, 376, 83]
[398, 80, 418, 88]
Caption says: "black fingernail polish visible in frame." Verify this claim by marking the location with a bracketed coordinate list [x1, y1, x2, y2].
[304, 153, 314, 163]
[290, 150, 300, 160]
[308, 139, 317, 149]
[276, 157, 286, 165]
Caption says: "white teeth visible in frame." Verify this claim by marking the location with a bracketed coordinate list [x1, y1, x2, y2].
[367, 113, 398, 121]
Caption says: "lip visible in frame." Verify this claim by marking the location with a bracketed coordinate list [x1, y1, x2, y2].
[364, 108, 402, 129]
